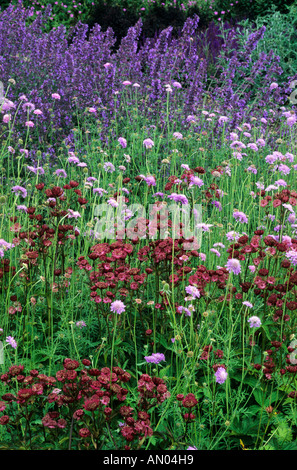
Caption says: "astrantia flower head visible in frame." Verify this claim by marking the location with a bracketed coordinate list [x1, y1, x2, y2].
[110, 300, 126, 315]
[52, 93, 61, 100]
[247, 316, 261, 328]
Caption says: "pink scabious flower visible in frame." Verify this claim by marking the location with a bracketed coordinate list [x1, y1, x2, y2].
[54, 169, 67, 178]
[286, 249, 297, 266]
[12, 185, 27, 198]
[247, 166, 257, 174]
[218, 115, 228, 123]
[51, 93, 61, 100]
[110, 300, 126, 315]
[144, 353, 165, 364]
[20, 149, 29, 158]
[144, 175, 156, 186]
[25, 121, 34, 127]
[67, 209, 81, 219]
[6, 336, 17, 349]
[185, 285, 200, 298]
[0, 239, 14, 252]
[247, 316, 262, 328]
[270, 82, 278, 90]
[93, 188, 108, 196]
[177, 305, 192, 316]
[103, 162, 115, 172]
[16, 205, 27, 212]
[167, 193, 189, 205]
[277, 164, 290, 175]
[287, 114, 296, 127]
[214, 367, 228, 384]
[33, 109, 43, 115]
[189, 175, 204, 187]
[88, 107, 96, 113]
[27, 165, 44, 175]
[122, 80, 132, 86]
[22, 102, 35, 112]
[76, 320, 86, 329]
[173, 132, 183, 139]
[118, 137, 127, 148]
[210, 248, 221, 257]
[226, 231, 240, 241]
[143, 138, 154, 149]
[172, 81, 182, 89]
[68, 156, 80, 164]
[225, 258, 241, 275]
[103, 62, 112, 68]
[247, 143, 258, 151]
[233, 211, 248, 224]
[3, 114, 10, 123]
[187, 446, 197, 450]
[243, 301, 253, 308]
[107, 198, 119, 207]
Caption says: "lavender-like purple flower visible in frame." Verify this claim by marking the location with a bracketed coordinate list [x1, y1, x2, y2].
[144, 353, 165, 364]
[233, 211, 248, 224]
[12, 185, 27, 198]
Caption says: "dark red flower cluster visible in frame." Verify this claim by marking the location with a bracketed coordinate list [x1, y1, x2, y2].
[260, 188, 297, 209]
[188, 265, 229, 297]
[176, 392, 199, 421]
[77, 240, 147, 304]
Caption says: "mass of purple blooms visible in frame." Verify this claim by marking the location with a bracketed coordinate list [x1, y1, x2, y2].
[0, 1, 295, 163]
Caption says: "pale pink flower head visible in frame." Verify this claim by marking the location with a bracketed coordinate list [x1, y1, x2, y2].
[110, 300, 126, 315]
[214, 367, 228, 384]
[225, 258, 241, 275]
[118, 137, 127, 148]
[247, 316, 261, 328]
[143, 138, 154, 149]
[51, 93, 61, 100]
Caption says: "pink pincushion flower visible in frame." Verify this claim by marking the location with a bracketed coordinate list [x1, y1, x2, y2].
[214, 367, 228, 384]
[225, 258, 241, 275]
[247, 316, 262, 328]
[143, 138, 154, 149]
[110, 300, 126, 315]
